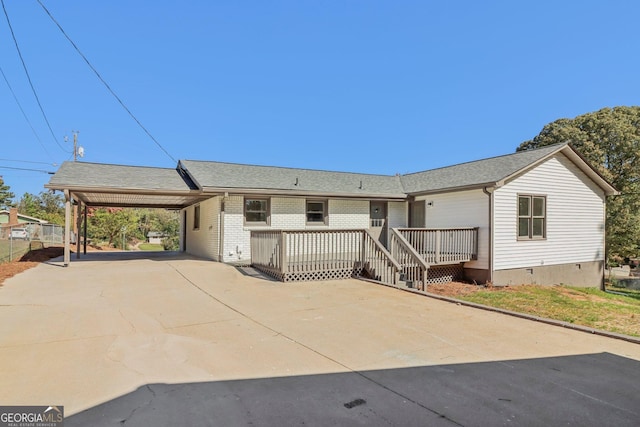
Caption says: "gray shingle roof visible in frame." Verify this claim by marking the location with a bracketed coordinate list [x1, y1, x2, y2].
[179, 160, 406, 198]
[47, 142, 615, 205]
[400, 143, 567, 194]
[47, 161, 198, 191]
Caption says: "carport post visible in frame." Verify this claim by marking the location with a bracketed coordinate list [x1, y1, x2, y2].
[83, 204, 88, 255]
[64, 190, 72, 266]
[76, 200, 82, 259]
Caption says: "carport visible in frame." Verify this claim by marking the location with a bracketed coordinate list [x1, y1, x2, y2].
[45, 161, 210, 265]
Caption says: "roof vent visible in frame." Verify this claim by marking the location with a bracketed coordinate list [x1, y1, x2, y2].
[294, 177, 299, 186]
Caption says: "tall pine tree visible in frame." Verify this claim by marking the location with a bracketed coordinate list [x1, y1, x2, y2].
[0, 177, 15, 209]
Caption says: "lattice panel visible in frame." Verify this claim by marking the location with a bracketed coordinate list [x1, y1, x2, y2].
[284, 267, 362, 282]
[425, 265, 464, 285]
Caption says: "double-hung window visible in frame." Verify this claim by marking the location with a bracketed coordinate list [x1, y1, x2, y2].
[518, 195, 546, 239]
[306, 200, 327, 225]
[245, 198, 269, 225]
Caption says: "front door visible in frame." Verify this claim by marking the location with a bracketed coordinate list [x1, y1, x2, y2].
[370, 201, 387, 246]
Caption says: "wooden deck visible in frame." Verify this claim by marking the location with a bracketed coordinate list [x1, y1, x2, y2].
[250, 227, 479, 287]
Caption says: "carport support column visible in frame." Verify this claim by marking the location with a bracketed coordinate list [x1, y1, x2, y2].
[76, 200, 82, 259]
[83, 204, 88, 255]
[64, 190, 72, 266]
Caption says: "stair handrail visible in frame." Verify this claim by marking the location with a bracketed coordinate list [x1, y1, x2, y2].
[390, 228, 430, 270]
[363, 229, 402, 271]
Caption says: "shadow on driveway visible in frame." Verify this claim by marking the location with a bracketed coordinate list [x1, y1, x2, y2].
[67, 352, 640, 426]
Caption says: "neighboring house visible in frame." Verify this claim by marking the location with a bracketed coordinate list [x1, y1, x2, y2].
[45, 143, 617, 288]
[0, 208, 48, 225]
[147, 231, 165, 244]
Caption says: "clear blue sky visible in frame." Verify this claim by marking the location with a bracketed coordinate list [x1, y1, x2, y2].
[1, 0, 638, 200]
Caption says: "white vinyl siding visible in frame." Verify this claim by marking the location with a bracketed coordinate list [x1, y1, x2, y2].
[493, 153, 606, 270]
[415, 189, 489, 269]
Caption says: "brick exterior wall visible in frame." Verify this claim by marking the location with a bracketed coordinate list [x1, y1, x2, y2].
[182, 196, 409, 263]
[217, 197, 376, 263]
[327, 200, 369, 228]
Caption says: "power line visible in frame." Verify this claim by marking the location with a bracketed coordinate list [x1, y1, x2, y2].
[0, 165, 55, 174]
[1, 0, 69, 153]
[0, 66, 54, 161]
[37, 0, 177, 163]
[0, 158, 58, 166]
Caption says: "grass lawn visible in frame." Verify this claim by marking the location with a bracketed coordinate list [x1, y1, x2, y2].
[0, 240, 31, 263]
[138, 243, 164, 251]
[454, 285, 640, 338]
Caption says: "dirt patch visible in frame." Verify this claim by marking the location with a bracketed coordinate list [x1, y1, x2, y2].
[0, 246, 65, 286]
[427, 281, 491, 297]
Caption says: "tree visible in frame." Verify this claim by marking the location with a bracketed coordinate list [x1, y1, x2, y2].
[87, 208, 140, 248]
[136, 208, 180, 250]
[86, 207, 179, 250]
[517, 106, 640, 262]
[17, 191, 65, 224]
[0, 177, 15, 209]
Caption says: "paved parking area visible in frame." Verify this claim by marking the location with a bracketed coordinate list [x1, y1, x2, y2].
[1, 252, 640, 425]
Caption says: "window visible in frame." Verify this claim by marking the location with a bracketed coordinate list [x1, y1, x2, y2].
[193, 204, 201, 230]
[306, 200, 327, 224]
[245, 198, 269, 225]
[518, 195, 546, 239]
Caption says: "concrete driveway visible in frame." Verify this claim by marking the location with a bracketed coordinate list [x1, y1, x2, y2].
[1, 252, 640, 426]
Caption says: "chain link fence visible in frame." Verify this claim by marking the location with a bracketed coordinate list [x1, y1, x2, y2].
[0, 222, 64, 263]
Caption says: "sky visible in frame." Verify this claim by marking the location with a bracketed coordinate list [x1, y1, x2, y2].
[1, 0, 639, 200]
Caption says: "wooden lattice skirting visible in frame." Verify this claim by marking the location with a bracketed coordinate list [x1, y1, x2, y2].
[425, 265, 464, 285]
[252, 264, 365, 282]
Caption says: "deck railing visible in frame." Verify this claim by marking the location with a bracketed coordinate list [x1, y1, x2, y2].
[388, 228, 429, 289]
[250, 227, 478, 288]
[250, 229, 399, 285]
[393, 227, 478, 264]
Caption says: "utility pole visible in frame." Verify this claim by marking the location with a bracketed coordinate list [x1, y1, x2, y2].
[73, 131, 79, 161]
[72, 131, 79, 249]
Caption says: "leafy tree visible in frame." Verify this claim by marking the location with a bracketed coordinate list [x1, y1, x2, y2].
[0, 177, 15, 209]
[86, 207, 179, 250]
[517, 106, 640, 262]
[87, 207, 140, 248]
[136, 208, 180, 250]
[17, 191, 65, 224]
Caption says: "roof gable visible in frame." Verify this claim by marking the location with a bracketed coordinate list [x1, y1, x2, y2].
[399, 143, 616, 196]
[400, 144, 566, 194]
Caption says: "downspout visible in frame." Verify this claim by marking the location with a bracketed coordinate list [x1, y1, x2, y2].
[601, 197, 607, 291]
[482, 186, 494, 284]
